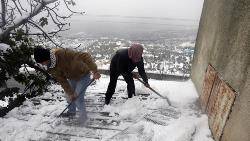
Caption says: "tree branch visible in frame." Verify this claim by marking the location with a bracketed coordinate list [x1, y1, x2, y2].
[18, 0, 28, 12]
[63, 0, 84, 14]
[1, 0, 6, 27]
[27, 20, 61, 47]
[12, 0, 23, 16]
[0, 0, 59, 40]
[10, 27, 69, 36]
[26, 62, 54, 82]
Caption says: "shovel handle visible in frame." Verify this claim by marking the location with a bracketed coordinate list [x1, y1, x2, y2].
[58, 78, 95, 117]
[136, 78, 171, 106]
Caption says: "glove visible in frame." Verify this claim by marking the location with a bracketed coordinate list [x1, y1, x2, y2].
[144, 83, 150, 88]
[132, 72, 139, 79]
[69, 93, 77, 102]
[93, 71, 101, 79]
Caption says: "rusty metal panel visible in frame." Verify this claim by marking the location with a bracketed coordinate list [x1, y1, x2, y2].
[206, 76, 236, 141]
[200, 64, 217, 112]
[206, 75, 222, 127]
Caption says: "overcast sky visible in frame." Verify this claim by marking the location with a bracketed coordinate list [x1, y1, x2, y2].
[72, 0, 204, 20]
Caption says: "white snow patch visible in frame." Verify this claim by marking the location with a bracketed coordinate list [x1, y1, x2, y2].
[179, 42, 195, 48]
[19, 65, 35, 73]
[0, 43, 11, 52]
[0, 76, 213, 141]
[0, 100, 8, 107]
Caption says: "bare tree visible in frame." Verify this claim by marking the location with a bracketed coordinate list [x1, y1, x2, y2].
[0, 0, 84, 46]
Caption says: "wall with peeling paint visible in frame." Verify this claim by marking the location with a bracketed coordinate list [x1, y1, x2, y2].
[191, 0, 250, 141]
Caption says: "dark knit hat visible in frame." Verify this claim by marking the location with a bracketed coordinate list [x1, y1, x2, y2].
[34, 47, 50, 63]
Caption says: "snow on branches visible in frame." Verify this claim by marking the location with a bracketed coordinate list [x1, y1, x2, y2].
[0, 0, 84, 46]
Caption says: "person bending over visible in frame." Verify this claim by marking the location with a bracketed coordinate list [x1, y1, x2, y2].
[105, 44, 150, 105]
[34, 47, 101, 124]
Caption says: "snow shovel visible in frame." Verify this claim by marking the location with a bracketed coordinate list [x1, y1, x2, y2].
[45, 78, 95, 129]
[58, 78, 95, 117]
[136, 78, 172, 106]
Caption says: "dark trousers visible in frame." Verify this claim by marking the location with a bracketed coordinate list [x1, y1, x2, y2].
[105, 71, 135, 104]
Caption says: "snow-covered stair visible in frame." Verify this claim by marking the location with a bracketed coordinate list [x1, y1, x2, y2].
[0, 76, 214, 141]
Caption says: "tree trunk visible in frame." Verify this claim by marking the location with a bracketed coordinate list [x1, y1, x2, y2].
[0, 0, 7, 41]
[1, 0, 6, 26]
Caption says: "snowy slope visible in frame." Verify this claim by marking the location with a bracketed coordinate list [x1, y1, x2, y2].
[0, 75, 214, 141]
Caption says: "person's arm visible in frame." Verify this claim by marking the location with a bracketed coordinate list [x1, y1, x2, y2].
[137, 58, 148, 84]
[55, 72, 76, 100]
[78, 52, 98, 73]
[79, 52, 101, 79]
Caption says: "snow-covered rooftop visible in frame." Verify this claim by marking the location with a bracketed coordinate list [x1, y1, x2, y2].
[0, 75, 214, 141]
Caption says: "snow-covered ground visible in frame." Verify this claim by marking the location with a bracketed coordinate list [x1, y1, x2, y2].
[0, 75, 214, 141]
[0, 43, 11, 52]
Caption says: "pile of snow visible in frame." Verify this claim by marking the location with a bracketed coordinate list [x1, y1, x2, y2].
[0, 100, 8, 107]
[19, 64, 35, 73]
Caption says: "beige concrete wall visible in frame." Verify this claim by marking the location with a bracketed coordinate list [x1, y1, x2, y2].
[191, 0, 250, 140]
